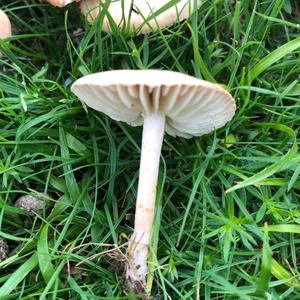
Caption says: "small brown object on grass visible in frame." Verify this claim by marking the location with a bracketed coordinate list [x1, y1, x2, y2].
[15, 195, 45, 216]
[0, 238, 9, 262]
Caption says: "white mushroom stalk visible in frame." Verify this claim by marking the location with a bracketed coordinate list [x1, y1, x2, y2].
[126, 113, 165, 283]
[71, 70, 236, 291]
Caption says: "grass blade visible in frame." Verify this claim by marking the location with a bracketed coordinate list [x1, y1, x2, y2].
[249, 36, 300, 81]
[0, 253, 38, 297]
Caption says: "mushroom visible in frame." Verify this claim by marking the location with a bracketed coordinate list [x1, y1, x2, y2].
[0, 9, 12, 39]
[71, 69, 236, 288]
[80, 0, 202, 34]
[43, 0, 80, 8]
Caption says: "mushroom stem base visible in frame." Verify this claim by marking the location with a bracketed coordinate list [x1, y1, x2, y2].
[126, 113, 165, 288]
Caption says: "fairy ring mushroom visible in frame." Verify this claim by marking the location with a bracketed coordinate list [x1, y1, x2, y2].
[80, 0, 202, 34]
[71, 69, 236, 289]
[43, 0, 80, 8]
[0, 9, 12, 39]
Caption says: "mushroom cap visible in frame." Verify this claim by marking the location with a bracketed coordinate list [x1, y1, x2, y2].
[80, 0, 202, 34]
[71, 70, 236, 138]
[45, 0, 80, 8]
[0, 9, 12, 39]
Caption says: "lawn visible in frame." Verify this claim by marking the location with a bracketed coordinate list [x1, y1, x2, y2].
[0, 0, 300, 299]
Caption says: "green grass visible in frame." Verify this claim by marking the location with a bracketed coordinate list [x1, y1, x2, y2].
[0, 0, 300, 299]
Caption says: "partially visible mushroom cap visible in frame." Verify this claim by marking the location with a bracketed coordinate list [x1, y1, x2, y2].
[15, 195, 45, 216]
[44, 0, 80, 8]
[0, 238, 9, 262]
[71, 70, 236, 138]
[80, 0, 202, 34]
[0, 9, 12, 39]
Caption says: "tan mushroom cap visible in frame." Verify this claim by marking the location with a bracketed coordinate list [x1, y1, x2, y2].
[80, 0, 202, 34]
[71, 70, 236, 138]
[0, 9, 12, 39]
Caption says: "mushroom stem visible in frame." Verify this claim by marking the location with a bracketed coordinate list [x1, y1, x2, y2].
[126, 113, 166, 285]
